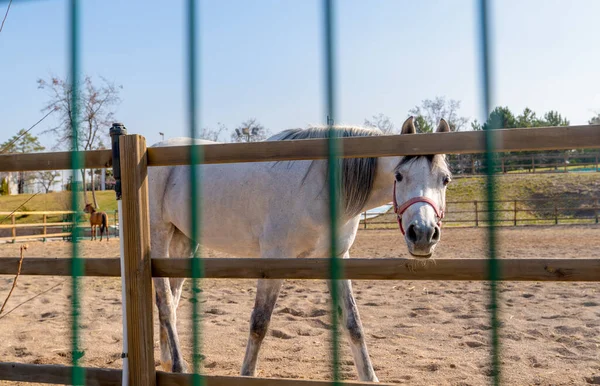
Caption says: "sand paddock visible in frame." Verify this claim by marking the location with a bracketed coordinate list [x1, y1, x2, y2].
[0, 226, 599, 385]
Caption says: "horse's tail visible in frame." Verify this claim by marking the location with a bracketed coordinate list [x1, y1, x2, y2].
[101, 212, 108, 238]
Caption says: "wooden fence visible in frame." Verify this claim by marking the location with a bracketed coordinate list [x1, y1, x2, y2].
[360, 197, 600, 229]
[0, 125, 599, 385]
[0, 210, 119, 243]
[452, 151, 600, 175]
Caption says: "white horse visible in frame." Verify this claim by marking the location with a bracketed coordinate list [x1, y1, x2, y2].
[148, 116, 451, 382]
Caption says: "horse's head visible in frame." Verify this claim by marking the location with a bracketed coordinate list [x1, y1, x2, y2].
[83, 203, 94, 213]
[393, 116, 451, 258]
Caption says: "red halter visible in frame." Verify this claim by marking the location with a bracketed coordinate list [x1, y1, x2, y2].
[392, 181, 445, 235]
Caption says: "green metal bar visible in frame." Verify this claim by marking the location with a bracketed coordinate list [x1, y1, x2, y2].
[323, 0, 341, 384]
[477, 0, 501, 384]
[68, 0, 84, 384]
[187, 0, 204, 385]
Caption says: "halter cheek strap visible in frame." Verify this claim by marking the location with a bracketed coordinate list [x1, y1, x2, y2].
[392, 181, 445, 235]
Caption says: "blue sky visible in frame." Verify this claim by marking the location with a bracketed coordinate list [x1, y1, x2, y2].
[1, 0, 599, 150]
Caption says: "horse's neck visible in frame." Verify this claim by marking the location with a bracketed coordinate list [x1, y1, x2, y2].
[361, 156, 399, 211]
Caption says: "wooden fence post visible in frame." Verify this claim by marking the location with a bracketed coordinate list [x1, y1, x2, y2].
[595, 199, 598, 224]
[363, 211, 367, 229]
[532, 156, 535, 173]
[42, 214, 47, 242]
[120, 134, 155, 386]
[474, 201, 479, 227]
[513, 200, 517, 226]
[11, 215, 16, 243]
[554, 202, 558, 225]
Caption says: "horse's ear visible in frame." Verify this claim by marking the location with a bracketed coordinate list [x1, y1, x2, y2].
[401, 116, 416, 134]
[436, 118, 451, 133]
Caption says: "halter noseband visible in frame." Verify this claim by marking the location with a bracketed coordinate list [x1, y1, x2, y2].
[392, 181, 445, 235]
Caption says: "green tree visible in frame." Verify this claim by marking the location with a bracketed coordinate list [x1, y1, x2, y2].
[0, 129, 45, 193]
[589, 113, 600, 125]
[473, 107, 571, 173]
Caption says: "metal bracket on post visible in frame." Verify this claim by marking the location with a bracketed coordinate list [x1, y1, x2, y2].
[110, 123, 127, 201]
[109, 122, 130, 386]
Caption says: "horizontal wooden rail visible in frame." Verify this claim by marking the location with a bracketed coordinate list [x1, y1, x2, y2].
[0, 233, 72, 242]
[0, 362, 389, 386]
[0, 125, 599, 172]
[0, 211, 76, 216]
[0, 149, 112, 172]
[0, 222, 73, 229]
[147, 125, 600, 166]
[0, 257, 598, 281]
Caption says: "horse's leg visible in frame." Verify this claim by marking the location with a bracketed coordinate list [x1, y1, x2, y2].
[333, 254, 378, 382]
[241, 278, 283, 376]
[152, 224, 187, 373]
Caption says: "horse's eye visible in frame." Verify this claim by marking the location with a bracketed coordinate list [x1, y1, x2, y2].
[443, 176, 451, 186]
[395, 173, 403, 182]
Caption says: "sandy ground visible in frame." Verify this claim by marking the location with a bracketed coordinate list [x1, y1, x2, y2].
[0, 226, 599, 385]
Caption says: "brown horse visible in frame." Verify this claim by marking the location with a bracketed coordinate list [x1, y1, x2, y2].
[83, 204, 109, 241]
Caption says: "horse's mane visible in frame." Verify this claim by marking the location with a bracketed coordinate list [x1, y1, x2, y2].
[269, 126, 383, 218]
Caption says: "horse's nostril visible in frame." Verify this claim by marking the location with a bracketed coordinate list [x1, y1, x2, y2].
[432, 226, 441, 242]
[407, 224, 418, 243]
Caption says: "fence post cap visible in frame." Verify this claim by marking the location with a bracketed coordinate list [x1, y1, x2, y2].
[109, 122, 127, 137]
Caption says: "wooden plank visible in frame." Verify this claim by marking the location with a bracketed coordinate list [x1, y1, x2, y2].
[0, 149, 111, 172]
[1, 257, 598, 282]
[152, 258, 600, 281]
[0, 211, 76, 215]
[0, 362, 121, 385]
[0, 257, 121, 276]
[0, 362, 392, 385]
[0, 232, 72, 242]
[0, 125, 598, 172]
[147, 125, 600, 166]
[120, 134, 155, 385]
[0, 222, 74, 229]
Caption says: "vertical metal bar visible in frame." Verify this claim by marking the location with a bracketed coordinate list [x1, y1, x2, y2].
[477, 0, 501, 384]
[474, 201, 479, 227]
[513, 200, 517, 226]
[68, 0, 84, 384]
[187, 1, 204, 385]
[110, 123, 129, 386]
[323, 0, 341, 383]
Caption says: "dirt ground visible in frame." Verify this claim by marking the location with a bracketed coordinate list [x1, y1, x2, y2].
[0, 226, 599, 385]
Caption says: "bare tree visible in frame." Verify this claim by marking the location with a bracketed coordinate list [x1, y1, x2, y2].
[36, 171, 61, 193]
[409, 96, 469, 132]
[230, 118, 269, 142]
[38, 75, 122, 208]
[364, 113, 396, 134]
[199, 122, 227, 142]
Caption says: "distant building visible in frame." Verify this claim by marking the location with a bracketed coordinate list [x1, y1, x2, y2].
[0, 172, 19, 195]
